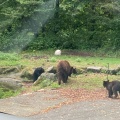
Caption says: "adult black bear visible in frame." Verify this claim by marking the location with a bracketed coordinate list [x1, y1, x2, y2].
[33, 67, 44, 82]
[57, 60, 76, 85]
[103, 80, 120, 98]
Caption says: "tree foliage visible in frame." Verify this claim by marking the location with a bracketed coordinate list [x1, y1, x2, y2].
[0, 0, 120, 51]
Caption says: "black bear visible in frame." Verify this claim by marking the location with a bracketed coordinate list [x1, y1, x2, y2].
[57, 60, 75, 85]
[33, 67, 45, 82]
[103, 80, 120, 98]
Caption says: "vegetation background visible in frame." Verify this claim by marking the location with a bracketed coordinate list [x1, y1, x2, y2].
[0, 0, 120, 53]
[0, 0, 120, 99]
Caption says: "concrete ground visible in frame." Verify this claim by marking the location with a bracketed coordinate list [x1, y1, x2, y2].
[30, 99, 120, 120]
[0, 81, 120, 120]
[0, 89, 68, 117]
[1, 99, 120, 120]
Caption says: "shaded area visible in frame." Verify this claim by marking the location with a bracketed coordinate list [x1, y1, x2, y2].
[0, 112, 30, 120]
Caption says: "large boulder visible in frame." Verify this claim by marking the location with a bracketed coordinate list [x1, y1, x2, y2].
[20, 68, 33, 80]
[41, 73, 57, 81]
[0, 66, 22, 74]
[87, 66, 120, 75]
[0, 78, 22, 90]
[87, 66, 102, 73]
[101, 68, 120, 75]
[33, 72, 57, 85]
[46, 66, 57, 74]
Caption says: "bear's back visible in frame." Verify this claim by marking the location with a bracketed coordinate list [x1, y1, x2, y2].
[112, 80, 120, 91]
[57, 60, 72, 75]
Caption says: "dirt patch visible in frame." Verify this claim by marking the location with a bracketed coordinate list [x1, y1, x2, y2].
[59, 88, 107, 102]
[40, 88, 108, 114]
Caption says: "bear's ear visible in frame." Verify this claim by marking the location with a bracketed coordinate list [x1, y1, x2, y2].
[103, 81, 106, 84]
[103, 80, 109, 87]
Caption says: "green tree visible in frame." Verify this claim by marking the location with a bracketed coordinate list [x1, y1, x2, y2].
[0, 0, 120, 51]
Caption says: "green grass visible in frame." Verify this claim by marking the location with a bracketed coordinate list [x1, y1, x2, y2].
[32, 79, 60, 90]
[2, 50, 118, 68]
[60, 73, 120, 90]
[0, 50, 120, 97]
[49, 57, 57, 62]
[0, 88, 21, 99]
[0, 52, 20, 61]
[0, 51, 21, 66]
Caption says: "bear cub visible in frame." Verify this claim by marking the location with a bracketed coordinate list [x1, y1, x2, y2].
[103, 80, 120, 98]
[33, 67, 44, 82]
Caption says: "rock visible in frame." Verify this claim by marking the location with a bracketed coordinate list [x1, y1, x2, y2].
[20, 68, 33, 80]
[87, 66, 102, 73]
[0, 68, 6, 74]
[102, 68, 119, 75]
[54, 50, 61, 55]
[46, 66, 57, 74]
[0, 66, 21, 74]
[0, 78, 22, 90]
[87, 66, 120, 75]
[117, 71, 120, 75]
[41, 73, 57, 81]
[33, 73, 57, 86]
